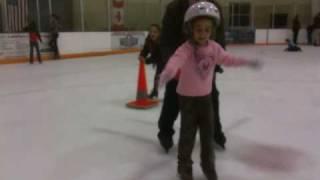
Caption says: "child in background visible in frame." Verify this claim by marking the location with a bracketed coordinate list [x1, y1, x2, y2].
[285, 38, 302, 52]
[159, 2, 262, 180]
[26, 21, 42, 64]
[139, 24, 161, 98]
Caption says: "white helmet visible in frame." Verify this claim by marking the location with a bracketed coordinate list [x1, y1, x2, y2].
[184, 1, 221, 25]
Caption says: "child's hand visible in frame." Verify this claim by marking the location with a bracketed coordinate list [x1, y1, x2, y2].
[139, 56, 145, 62]
[248, 59, 262, 70]
[152, 63, 156, 69]
[215, 65, 224, 73]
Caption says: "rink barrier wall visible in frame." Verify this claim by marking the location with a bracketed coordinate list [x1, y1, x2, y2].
[0, 29, 308, 65]
[0, 48, 141, 65]
[255, 29, 308, 45]
[0, 31, 147, 65]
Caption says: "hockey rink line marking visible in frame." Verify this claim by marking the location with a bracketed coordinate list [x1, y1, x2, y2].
[224, 117, 252, 132]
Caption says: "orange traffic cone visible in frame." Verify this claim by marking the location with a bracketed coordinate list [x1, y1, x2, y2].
[126, 60, 159, 109]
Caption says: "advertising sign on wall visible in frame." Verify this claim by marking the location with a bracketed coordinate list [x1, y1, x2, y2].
[111, 31, 147, 49]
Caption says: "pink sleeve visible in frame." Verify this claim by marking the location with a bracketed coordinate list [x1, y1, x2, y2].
[160, 44, 189, 81]
[214, 45, 249, 67]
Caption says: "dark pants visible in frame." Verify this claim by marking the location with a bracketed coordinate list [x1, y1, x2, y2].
[150, 65, 161, 95]
[49, 33, 60, 59]
[29, 42, 42, 64]
[307, 31, 313, 45]
[178, 95, 216, 176]
[158, 80, 180, 137]
[211, 86, 222, 140]
[293, 30, 299, 44]
[158, 79, 224, 140]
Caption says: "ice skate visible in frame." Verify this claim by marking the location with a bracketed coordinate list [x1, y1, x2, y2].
[157, 133, 173, 153]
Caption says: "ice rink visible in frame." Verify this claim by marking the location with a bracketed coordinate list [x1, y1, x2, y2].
[0, 45, 319, 180]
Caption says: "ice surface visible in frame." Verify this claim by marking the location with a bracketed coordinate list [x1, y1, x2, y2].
[0, 45, 319, 180]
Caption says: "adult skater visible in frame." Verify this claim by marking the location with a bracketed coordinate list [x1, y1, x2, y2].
[49, 14, 61, 59]
[292, 15, 301, 44]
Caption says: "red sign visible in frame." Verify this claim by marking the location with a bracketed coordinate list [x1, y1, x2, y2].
[112, 0, 125, 31]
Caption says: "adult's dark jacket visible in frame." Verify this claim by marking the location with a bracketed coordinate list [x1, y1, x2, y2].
[292, 17, 301, 31]
[159, 0, 226, 72]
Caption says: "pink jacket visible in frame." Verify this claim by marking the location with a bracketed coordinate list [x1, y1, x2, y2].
[160, 40, 250, 97]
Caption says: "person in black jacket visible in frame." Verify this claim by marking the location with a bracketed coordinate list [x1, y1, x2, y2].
[307, 24, 314, 45]
[139, 24, 161, 98]
[49, 14, 61, 59]
[292, 15, 301, 45]
[157, 0, 226, 153]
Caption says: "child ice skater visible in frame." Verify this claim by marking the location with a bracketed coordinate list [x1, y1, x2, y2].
[285, 38, 302, 52]
[26, 21, 42, 64]
[139, 24, 161, 98]
[159, 2, 262, 180]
